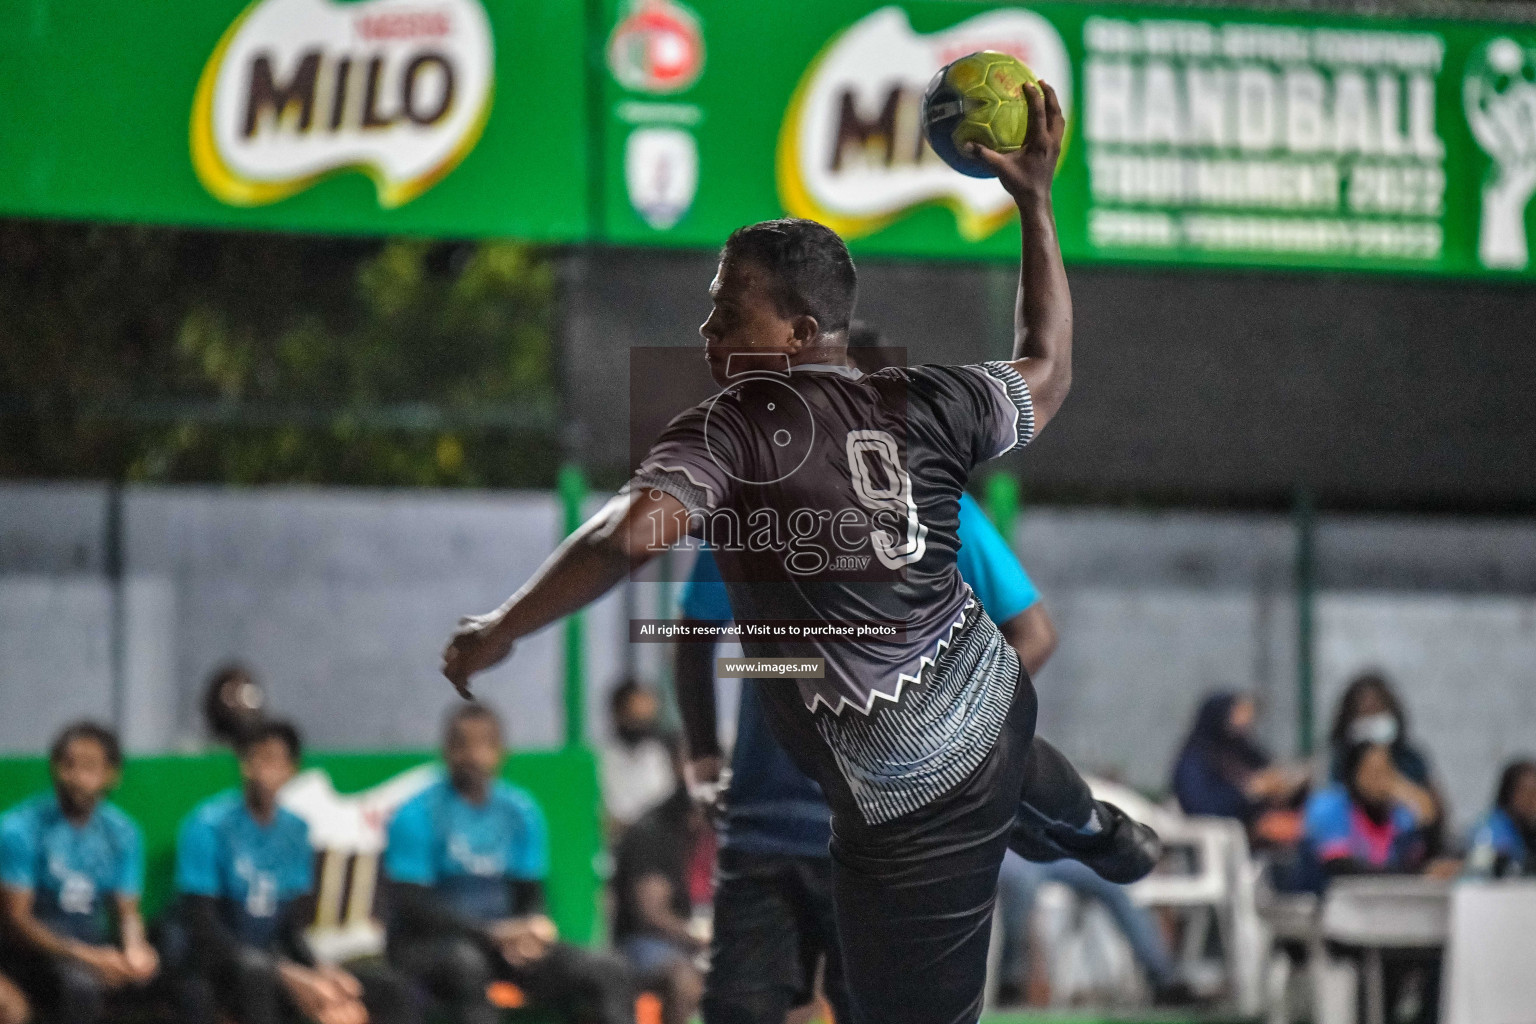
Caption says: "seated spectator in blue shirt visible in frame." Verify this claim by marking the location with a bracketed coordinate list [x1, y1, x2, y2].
[0, 722, 159, 1024]
[1296, 742, 1429, 893]
[174, 720, 413, 1024]
[384, 704, 633, 1024]
[1466, 758, 1536, 878]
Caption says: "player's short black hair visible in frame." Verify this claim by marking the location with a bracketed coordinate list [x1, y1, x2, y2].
[722, 219, 857, 336]
[444, 702, 503, 743]
[234, 719, 302, 763]
[49, 721, 122, 769]
[1496, 758, 1536, 810]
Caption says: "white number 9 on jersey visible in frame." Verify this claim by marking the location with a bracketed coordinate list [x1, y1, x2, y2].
[846, 430, 928, 569]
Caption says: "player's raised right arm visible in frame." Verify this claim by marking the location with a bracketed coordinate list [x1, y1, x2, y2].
[441, 487, 689, 697]
[970, 81, 1072, 434]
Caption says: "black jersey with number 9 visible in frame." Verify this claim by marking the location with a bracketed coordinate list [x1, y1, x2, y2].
[631, 360, 1035, 825]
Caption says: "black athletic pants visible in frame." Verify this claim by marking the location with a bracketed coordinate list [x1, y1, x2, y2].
[828, 671, 1097, 1024]
[702, 848, 854, 1024]
[391, 935, 635, 1024]
[1, 945, 111, 1024]
[177, 945, 417, 1024]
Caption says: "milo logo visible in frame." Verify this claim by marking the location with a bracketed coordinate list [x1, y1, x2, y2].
[777, 6, 1072, 241]
[191, 0, 494, 208]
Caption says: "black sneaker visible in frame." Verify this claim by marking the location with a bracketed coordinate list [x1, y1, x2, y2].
[1009, 801, 1161, 884]
[1070, 801, 1162, 884]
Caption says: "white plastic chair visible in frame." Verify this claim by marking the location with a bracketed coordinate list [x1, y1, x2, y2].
[1091, 779, 1269, 1015]
[279, 764, 439, 963]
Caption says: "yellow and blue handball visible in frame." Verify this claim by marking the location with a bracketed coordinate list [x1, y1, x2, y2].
[922, 51, 1037, 178]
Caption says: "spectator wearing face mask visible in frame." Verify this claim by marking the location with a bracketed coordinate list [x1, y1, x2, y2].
[1466, 759, 1536, 878]
[1326, 673, 1443, 845]
[600, 679, 676, 841]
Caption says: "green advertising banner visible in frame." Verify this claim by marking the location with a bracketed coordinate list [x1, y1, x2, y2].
[0, 0, 589, 240]
[5, 0, 1536, 277]
[599, 0, 1536, 277]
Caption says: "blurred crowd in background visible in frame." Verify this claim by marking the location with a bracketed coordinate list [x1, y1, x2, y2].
[1, 653, 1528, 1024]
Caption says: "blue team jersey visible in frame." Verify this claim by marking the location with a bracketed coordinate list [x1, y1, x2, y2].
[1294, 784, 1422, 892]
[681, 491, 1041, 857]
[0, 792, 143, 943]
[1467, 807, 1531, 877]
[384, 777, 548, 923]
[175, 791, 314, 949]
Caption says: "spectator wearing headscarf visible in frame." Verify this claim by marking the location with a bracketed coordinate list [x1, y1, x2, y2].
[1172, 693, 1308, 846]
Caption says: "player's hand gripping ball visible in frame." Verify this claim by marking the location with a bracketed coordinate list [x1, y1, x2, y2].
[922, 51, 1038, 178]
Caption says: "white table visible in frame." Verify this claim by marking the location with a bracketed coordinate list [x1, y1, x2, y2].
[1320, 877, 1451, 1024]
[1440, 880, 1536, 1024]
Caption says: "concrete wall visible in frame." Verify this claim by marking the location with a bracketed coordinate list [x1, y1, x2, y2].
[2, 482, 1533, 830]
[1013, 506, 1536, 830]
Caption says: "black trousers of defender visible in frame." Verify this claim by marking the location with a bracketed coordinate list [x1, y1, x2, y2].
[391, 936, 635, 1024]
[828, 671, 1097, 1024]
[178, 945, 417, 1024]
[702, 848, 854, 1024]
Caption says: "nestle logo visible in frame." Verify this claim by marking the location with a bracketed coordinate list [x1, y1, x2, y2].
[354, 10, 450, 41]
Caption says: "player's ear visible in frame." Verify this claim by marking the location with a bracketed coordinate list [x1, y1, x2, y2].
[790, 314, 820, 351]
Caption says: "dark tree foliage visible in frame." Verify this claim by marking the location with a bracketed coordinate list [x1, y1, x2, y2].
[0, 219, 560, 487]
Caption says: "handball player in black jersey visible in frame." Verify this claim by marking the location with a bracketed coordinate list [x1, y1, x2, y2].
[441, 80, 1158, 1024]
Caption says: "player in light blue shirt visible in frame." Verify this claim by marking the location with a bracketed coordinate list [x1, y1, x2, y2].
[173, 720, 413, 1024]
[384, 703, 631, 1024]
[175, 751, 313, 951]
[0, 722, 158, 1022]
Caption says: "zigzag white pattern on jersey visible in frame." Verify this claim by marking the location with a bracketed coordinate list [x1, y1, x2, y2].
[814, 599, 1019, 824]
[802, 596, 974, 717]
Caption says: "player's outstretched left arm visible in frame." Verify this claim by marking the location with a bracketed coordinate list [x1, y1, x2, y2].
[968, 81, 1072, 435]
[441, 488, 690, 697]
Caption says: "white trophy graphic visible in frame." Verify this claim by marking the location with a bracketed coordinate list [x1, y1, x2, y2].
[1465, 37, 1536, 269]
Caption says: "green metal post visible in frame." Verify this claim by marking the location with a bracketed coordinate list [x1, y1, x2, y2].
[983, 471, 1020, 537]
[558, 463, 588, 749]
[1294, 488, 1316, 757]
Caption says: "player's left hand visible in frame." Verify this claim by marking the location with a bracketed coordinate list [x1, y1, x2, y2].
[967, 79, 1066, 202]
[441, 611, 516, 699]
